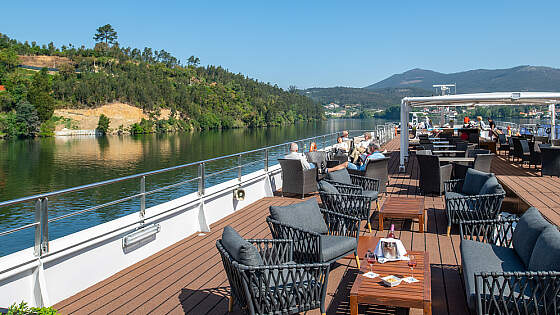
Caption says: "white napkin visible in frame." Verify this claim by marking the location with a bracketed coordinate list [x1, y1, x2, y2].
[363, 271, 379, 279]
[402, 276, 419, 283]
[373, 238, 409, 263]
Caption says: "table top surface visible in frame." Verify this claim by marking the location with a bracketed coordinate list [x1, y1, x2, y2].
[433, 144, 456, 148]
[438, 157, 475, 162]
[381, 197, 424, 214]
[351, 251, 431, 306]
[432, 150, 466, 154]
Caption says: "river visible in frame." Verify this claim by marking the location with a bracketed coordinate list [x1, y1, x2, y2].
[0, 118, 393, 256]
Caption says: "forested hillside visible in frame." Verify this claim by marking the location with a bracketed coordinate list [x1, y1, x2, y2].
[0, 26, 323, 138]
[301, 86, 431, 108]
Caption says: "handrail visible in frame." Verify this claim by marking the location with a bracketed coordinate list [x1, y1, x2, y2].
[0, 125, 396, 257]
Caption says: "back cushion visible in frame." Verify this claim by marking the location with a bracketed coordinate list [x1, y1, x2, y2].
[513, 207, 551, 267]
[318, 180, 339, 194]
[221, 226, 264, 266]
[528, 226, 560, 271]
[269, 198, 328, 234]
[326, 169, 352, 185]
[462, 169, 492, 195]
[478, 175, 502, 195]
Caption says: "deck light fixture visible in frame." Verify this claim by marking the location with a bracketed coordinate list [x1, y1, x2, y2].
[233, 188, 245, 201]
[511, 92, 521, 100]
[122, 223, 160, 248]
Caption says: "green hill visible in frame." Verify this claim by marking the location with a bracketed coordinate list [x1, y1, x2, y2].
[0, 30, 323, 138]
[300, 86, 431, 108]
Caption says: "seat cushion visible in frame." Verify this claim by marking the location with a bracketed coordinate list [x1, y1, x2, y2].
[512, 207, 551, 267]
[326, 169, 352, 185]
[221, 226, 264, 266]
[478, 175, 502, 195]
[319, 235, 357, 262]
[445, 191, 466, 200]
[528, 226, 560, 272]
[318, 180, 339, 194]
[461, 239, 526, 310]
[362, 190, 378, 200]
[462, 169, 492, 195]
[269, 198, 329, 234]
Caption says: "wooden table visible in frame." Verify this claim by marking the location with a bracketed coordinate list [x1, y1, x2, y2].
[438, 157, 474, 163]
[432, 141, 449, 144]
[350, 251, 431, 314]
[379, 197, 425, 232]
[433, 144, 455, 149]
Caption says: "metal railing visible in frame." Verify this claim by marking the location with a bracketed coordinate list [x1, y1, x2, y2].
[0, 126, 396, 257]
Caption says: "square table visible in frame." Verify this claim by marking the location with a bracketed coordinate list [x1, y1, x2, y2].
[379, 197, 425, 232]
[350, 251, 431, 314]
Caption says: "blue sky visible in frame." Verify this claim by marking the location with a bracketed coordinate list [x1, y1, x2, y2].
[2, 1, 559, 89]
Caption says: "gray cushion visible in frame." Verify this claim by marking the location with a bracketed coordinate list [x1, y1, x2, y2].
[528, 226, 560, 272]
[478, 175, 502, 195]
[221, 226, 264, 266]
[461, 239, 526, 310]
[363, 190, 378, 200]
[319, 235, 357, 262]
[318, 180, 339, 194]
[512, 207, 551, 267]
[462, 169, 492, 195]
[326, 169, 352, 185]
[269, 198, 329, 234]
[445, 191, 466, 199]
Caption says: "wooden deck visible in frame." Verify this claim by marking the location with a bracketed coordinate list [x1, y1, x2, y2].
[54, 137, 559, 314]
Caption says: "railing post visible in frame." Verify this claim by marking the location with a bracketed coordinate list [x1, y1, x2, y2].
[238, 154, 242, 181]
[198, 162, 205, 196]
[40, 197, 49, 254]
[264, 149, 269, 172]
[34, 199, 41, 257]
[140, 176, 146, 221]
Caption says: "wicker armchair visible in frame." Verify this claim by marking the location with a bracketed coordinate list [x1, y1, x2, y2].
[459, 208, 560, 315]
[278, 158, 318, 198]
[266, 199, 361, 268]
[325, 168, 380, 193]
[416, 154, 452, 195]
[497, 133, 509, 155]
[317, 181, 379, 233]
[217, 233, 330, 315]
[452, 153, 494, 179]
[346, 157, 389, 193]
[444, 169, 505, 236]
[541, 147, 560, 177]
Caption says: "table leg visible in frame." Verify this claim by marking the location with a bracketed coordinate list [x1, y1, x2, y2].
[350, 295, 358, 315]
[419, 212, 424, 233]
[378, 213, 383, 231]
[423, 301, 432, 315]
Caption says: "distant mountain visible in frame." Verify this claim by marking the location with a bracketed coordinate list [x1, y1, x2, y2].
[300, 87, 431, 108]
[366, 66, 560, 93]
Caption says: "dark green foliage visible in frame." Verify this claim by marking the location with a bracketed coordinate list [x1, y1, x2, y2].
[130, 118, 154, 134]
[0, 101, 41, 138]
[93, 24, 118, 45]
[96, 114, 110, 134]
[27, 68, 55, 122]
[377, 105, 400, 119]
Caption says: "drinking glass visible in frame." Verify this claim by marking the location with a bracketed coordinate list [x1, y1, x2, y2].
[408, 254, 417, 278]
[366, 251, 376, 273]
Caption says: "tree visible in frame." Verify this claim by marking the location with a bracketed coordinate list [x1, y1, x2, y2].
[187, 55, 200, 67]
[93, 24, 118, 45]
[28, 68, 55, 122]
[0, 48, 18, 76]
[96, 114, 110, 135]
[15, 101, 40, 137]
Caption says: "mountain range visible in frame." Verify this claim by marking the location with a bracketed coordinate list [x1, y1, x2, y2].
[303, 65, 560, 108]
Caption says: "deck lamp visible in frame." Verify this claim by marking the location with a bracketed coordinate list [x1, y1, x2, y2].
[233, 188, 245, 201]
[122, 223, 161, 248]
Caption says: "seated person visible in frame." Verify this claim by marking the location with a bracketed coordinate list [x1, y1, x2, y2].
[349, 132, 372, 163]
[285, 143, 348, 171]
[332, 136, 349, 152]
[347, 143, 385, 171]
[341, 130, 350, 141]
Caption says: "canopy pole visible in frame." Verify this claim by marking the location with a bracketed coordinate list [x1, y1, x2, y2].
[399, 99, 407, 172]
[550, 104, 556, 140]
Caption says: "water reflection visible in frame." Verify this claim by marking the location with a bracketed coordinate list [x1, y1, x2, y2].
[0, 119, 390, 255]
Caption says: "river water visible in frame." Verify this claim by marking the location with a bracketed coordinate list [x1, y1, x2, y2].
[0, 118, 392, 256]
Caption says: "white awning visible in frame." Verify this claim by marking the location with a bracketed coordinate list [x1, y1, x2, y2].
[399, 92, 560, 172]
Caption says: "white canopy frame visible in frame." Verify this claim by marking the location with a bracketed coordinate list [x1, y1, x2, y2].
[399, 92, 560, 172]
